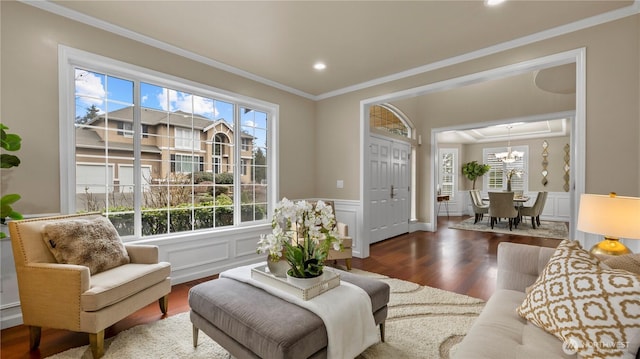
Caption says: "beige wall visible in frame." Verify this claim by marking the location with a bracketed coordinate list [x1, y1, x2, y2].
[0, 1, 316, 215]
[315, 14, 640, 224]
[1, 2, 638, 221]
[458, 136, 571, 193]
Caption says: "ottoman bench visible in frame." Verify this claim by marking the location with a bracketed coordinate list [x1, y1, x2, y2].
[189, 269, 390, 359]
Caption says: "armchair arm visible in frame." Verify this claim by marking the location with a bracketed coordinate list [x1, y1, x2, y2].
[17, 263, 90, 331]
[336, 222, 348, 237]
[125, 244, 159, 264]
[496, 242, 556, 292]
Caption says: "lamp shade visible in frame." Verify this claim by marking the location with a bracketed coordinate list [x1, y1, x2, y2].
[577, 193, 640, 240]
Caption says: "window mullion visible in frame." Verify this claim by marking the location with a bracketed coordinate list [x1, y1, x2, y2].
[133, 80, 142, 238]
[233, 104, 241, 225]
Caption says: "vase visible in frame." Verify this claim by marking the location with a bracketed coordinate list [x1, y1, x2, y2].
[266, 256, 289, 278]
[507, 179, 512, 192]
[286, 272, 323, 288]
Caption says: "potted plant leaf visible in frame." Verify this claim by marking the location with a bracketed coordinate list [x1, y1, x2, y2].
[462, 161, 491, 190]
[1, 124, 23, 238]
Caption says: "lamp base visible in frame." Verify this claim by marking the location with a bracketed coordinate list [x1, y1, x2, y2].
[590, 238, 632, 256]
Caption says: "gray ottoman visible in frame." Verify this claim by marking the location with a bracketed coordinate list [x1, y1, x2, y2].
[188, 269, 390, 359]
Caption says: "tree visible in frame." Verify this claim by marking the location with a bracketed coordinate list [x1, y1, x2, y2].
[462, 161, 491, 190]
[253, 147, 266, 183]
[76, 104, 100, 124]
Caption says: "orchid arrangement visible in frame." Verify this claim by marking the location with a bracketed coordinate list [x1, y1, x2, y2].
[507, 168, 525, 180]
[257, 198, 342, 278]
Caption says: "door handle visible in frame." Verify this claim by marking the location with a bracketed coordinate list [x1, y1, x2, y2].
[390, 185, 395, 199]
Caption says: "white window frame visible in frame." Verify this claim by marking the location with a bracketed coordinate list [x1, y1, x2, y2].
[58, 46, 279, 239]
[175, 127, 200, 150]
[438, 148, 457, 199]
[483, 145, 529, 193]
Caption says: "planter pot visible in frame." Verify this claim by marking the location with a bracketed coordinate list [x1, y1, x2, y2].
[286, 272, 323, 288]
[266, 257, 289, 278]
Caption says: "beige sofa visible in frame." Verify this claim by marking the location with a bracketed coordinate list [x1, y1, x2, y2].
[455, 242, 639, 359]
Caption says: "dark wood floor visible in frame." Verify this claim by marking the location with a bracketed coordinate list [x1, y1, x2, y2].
[0, 216, 561, 359]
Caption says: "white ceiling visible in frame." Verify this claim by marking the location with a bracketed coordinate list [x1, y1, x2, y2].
[436, 118, 570, 144]
[36, 0, 638, 100]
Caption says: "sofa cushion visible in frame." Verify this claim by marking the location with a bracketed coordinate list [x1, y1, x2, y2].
[604, 254, 640, 275]
[43, 216, 130, 275]
[455, 289, 574, 359]
[81, 262, 171, 311]
[517, 240, 640, 359]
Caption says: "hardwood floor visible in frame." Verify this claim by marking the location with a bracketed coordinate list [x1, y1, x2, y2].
[0, 216, 561, 359]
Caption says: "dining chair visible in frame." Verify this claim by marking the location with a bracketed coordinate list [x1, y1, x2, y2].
[470, 190, 489, 224]
[488, 191, 519, 230]
[520, 191, 548, 228]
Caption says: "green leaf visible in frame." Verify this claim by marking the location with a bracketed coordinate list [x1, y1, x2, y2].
[1, 193, 21, 205]
[0, 154, 20, 168]
[1, 133, 21, 151]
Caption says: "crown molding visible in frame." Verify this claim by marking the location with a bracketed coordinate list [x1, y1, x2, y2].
[21, 0, 640, 101]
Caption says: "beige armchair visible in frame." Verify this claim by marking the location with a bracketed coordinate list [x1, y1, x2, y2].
[8, 213, 171, 358]
[311, 200, 353, 270]
[488, 191, 519, 230]
[327, 222, 353, 270]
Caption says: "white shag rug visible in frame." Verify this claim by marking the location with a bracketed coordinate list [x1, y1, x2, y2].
[46, 270, 485, 359]
[450, 217, 569, 240]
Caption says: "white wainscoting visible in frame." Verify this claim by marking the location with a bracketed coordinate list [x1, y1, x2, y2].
[331, 199, 363, 258]
[0, 200, 363, 329]
[0, 218, 273, 329]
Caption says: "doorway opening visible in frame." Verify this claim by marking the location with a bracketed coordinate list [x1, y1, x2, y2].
[360, 48, 586, 258]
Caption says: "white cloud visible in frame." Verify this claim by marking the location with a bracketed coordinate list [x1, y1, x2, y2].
[244, 120, 256, 128]
[157, 89, 219, 118]
[75, 70, 105, 108]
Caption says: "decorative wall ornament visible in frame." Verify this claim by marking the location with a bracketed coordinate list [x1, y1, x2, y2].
[563, 143, 570, 192]
[541, 140, 549, 186]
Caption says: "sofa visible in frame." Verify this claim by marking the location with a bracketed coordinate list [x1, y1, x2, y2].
[455, 241, 640, 359]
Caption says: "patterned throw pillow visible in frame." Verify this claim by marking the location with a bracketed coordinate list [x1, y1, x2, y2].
[517, 240, 640, 359]
[43, 216, 130, 275]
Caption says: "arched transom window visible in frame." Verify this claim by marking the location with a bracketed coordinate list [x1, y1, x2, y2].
[369, 104, 410, 138]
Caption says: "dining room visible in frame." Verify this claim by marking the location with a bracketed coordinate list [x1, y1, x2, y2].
[436, 115, 572, 239]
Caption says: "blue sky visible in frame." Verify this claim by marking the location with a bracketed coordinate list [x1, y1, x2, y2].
[75, 69, 267, 148]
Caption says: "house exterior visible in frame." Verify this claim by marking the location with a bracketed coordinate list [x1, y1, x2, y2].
[75, 106, 254, 196]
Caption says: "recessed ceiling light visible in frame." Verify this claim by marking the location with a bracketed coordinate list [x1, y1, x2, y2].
[313, 62, 327, 71]
[485, 0, 506, 6]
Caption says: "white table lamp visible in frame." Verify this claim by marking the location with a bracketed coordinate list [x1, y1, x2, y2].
[577, 193, 640, 255]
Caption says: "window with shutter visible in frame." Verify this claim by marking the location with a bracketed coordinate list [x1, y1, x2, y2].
[483, 146, 528, 192]
[438, 148, 457, 198]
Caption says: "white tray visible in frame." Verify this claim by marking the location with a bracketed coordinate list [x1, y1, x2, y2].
[251, 265, 340, 300]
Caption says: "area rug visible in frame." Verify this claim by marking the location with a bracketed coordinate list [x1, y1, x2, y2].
[450, 217, 569, 240]
[46, 270, 485, 359]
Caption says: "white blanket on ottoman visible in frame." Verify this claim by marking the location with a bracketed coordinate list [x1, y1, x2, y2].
[220, 263, 379, 359]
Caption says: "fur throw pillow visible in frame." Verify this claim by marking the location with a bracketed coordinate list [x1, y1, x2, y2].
[43, 216, 130, 275]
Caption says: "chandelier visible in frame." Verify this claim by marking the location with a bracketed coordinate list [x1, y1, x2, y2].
[494, 126, 523, 163]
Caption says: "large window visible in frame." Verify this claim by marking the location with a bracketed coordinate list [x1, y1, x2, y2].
[62, 48, 275, 239]
[483, 146, 528, 192]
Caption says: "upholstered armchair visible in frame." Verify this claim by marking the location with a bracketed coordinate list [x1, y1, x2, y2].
[469, 190, 489, 224]
[519, 191, 548, 229]
[327, 222, 353, 270]
[488, 192, 519, 230]
[310, 200, 353, 270]
[8, 213, 171, 358]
